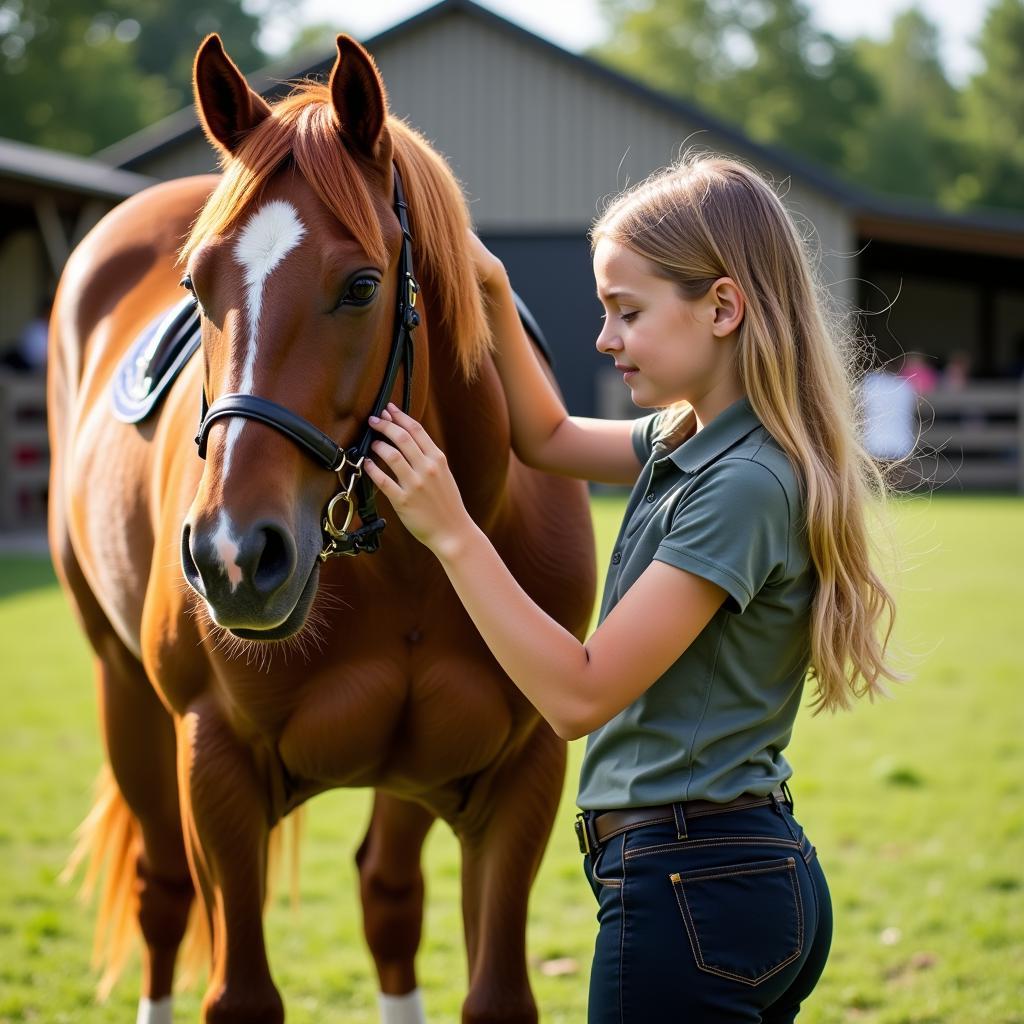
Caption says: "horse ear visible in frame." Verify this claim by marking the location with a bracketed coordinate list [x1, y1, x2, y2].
[193, 34, 271, 156]
[329, 35, 389, 161]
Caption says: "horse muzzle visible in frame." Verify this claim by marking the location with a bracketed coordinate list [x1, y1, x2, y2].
[181, 516, 318, 636]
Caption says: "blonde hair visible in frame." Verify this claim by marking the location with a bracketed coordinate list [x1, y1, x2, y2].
[593, 152, 903, 713]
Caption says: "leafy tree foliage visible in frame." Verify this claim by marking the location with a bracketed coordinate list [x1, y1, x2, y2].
[593, 0, 878, 169]
[850, 8, 962, 204]
[594, 0, 1024, 213]
[0, 0, 269, 154]
[959, 0, 1024, 209]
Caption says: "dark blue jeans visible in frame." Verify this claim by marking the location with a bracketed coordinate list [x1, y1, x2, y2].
[581, 797, 832, 1023]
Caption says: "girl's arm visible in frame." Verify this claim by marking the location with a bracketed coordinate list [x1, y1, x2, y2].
[364, 406, 726, 740]
[472, 235, 641, 486]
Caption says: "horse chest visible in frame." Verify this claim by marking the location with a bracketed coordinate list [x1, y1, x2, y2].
[277, 637, 518, 793]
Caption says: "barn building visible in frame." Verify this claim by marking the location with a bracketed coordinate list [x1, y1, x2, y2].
[0, 139, 156, 530]
[97, 1, 1024, 412]
[2, 0, 1022, 516]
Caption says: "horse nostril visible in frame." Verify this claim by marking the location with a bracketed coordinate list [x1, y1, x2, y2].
[180, 523, 205, 595]
[251, 524, 294, 597]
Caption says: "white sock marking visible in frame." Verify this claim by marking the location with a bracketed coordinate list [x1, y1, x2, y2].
[378, 988, 426, 1024]
[220, 200, 306, 480]
[137, 996, 174, 1024]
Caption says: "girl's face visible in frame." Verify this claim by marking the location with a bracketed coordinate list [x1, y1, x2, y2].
[593, 238, 740, 411]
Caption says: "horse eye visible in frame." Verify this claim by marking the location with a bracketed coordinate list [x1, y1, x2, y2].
[180, 274, 194, 292]
[347, 278, 378, 304]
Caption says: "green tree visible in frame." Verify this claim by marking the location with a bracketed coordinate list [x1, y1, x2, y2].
[0, 0, 270, 155]
[593, 0, 878, 170]
[957, 0, 1024, 210]
[849, 7, 963, 203]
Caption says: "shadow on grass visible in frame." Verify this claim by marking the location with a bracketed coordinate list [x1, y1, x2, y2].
[0, 556, 57, 602]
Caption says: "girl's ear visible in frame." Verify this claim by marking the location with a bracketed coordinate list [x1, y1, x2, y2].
[710, 278, 745, 337]
[193, 34, 271, 156]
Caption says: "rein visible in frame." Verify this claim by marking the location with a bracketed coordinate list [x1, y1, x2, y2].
[194, 166, 420, 559]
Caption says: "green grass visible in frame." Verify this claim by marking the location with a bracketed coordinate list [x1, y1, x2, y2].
[1, 495, 1023, 1023]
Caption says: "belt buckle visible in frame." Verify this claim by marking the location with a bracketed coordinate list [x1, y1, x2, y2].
[574, 813, 591, 855]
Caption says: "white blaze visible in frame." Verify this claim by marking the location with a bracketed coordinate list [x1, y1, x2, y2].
[212, 510, 243, 591]
[378, 989, 427, 1024]
[136, 996, 173, 1024]
[221, 199, 307, 479]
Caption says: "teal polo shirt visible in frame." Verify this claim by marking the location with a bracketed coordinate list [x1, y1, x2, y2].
[577, 396, 815, 810]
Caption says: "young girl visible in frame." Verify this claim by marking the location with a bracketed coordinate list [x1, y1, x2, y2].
[363, 153, 900, 1022]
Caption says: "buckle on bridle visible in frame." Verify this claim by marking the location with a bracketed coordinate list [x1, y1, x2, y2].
[320, 457, 369, 559]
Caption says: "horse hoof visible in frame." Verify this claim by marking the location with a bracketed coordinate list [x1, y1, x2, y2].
[202, 983, 284, 1024]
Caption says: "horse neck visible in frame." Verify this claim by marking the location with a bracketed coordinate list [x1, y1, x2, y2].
[421, 335, 511, 526]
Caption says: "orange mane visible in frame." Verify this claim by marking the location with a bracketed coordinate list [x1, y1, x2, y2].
[181, 83, 491, 380]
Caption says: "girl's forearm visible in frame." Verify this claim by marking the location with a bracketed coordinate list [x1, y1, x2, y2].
[435, 519, 593, 739]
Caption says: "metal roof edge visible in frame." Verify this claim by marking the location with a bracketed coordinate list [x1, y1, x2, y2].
[0, 136, 159, 200]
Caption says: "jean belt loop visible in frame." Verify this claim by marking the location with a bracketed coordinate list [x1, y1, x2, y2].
[672, 801, 688, 840]
[781, 779, 794, 810]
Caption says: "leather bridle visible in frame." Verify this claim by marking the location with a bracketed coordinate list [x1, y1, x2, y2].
[194, 165, 420, 559]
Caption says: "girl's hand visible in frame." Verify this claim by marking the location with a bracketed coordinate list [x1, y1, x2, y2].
[467, 230, 506, 292]
[363, 404, 473, 557]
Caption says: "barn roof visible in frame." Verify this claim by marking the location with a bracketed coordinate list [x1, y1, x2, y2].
[0, 136, 157, 201]
[94, 0, 1024, 247]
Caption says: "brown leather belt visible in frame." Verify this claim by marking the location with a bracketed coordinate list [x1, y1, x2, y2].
[576, 788, 788, 855]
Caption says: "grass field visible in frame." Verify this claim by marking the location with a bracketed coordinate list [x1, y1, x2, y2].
[1, 494, 1022, 1023]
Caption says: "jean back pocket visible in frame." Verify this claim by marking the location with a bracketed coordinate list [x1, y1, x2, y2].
[670, 855, 803, 986]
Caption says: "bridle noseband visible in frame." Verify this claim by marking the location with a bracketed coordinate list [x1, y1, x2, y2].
[194, 165, 420, 559]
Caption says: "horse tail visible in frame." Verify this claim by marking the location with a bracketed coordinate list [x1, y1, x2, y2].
[61, 764, 144, 999]
[61, 765, 209, 998]
[65, 766, 305, 997]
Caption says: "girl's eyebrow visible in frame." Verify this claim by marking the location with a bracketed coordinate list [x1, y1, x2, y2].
[597, 288, 640, 302]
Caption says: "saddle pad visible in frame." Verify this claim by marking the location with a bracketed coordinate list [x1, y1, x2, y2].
[111, 296, 201, 424]
[110, 290, 553, 426]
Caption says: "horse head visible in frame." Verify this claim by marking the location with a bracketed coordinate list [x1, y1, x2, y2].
[179, 34, 489, 640]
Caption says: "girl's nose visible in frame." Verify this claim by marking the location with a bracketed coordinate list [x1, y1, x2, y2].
[595, 322, 621, 355]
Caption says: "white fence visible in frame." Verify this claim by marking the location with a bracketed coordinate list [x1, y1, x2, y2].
[0, 371, 48, 530]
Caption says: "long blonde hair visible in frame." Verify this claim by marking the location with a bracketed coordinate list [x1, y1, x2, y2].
[593, 152, 903, 712]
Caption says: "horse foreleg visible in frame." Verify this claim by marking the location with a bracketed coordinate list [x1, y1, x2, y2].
[56, 532, 193, 1014]
[178, 694, 283, 1024]
[356, 792, 435, 1024]
[97, 651, 194, 1005]
[457, 724, 566, 1024]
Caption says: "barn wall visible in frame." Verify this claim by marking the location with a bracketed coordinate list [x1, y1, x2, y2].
[371, 12, 855, 304]
[0, 231, 47, 347]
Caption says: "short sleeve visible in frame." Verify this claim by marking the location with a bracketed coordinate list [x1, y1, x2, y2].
[631, 411, 663, 464]
[655, 458, 791, 613]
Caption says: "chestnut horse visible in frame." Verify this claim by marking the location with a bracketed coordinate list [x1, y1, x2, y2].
[48, 34, 594, 1023]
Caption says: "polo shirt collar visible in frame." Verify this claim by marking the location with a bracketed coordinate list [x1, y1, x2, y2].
[664, 396, 764, 474]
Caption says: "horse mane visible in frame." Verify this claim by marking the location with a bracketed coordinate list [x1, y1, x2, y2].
[181, 82, 491, 380]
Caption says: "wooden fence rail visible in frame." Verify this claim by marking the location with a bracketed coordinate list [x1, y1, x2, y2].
[0, 374, 1022, 535]
[916, 383, 1024, 492]
[0, 371, 48, 531]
